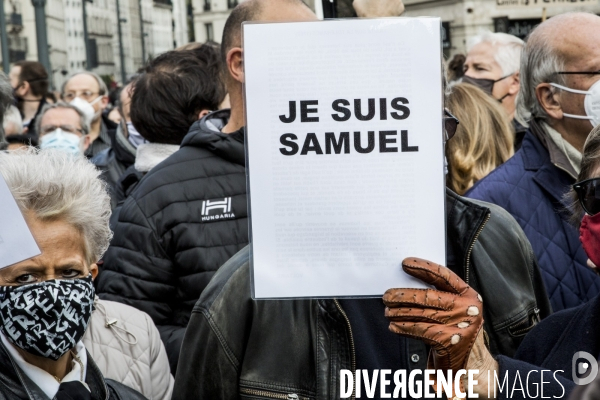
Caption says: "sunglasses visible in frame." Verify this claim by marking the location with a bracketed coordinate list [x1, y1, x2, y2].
[444, 109, 460, 141]
[573, 178, 600, 216]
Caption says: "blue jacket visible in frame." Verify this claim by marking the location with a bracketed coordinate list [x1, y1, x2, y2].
[467, 130, 600, 311]
[496, 293, 600, 399]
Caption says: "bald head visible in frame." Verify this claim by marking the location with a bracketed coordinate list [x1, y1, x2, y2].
[529, 13, 600, 68]
[518, 12, 600, 122]
[221, 0, 317, 66]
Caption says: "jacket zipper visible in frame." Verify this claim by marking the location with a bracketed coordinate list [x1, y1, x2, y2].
[240, 387, 307, 399]
[464, 213, 490, 285]
[334, 299, 356, 400]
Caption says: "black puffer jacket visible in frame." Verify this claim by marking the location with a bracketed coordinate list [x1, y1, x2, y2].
[0, 341, 147, 400]
[96, 109, 247, 373]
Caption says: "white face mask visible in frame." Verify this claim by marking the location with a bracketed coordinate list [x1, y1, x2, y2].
[69, 96, 102, 126]
[40, 128, 85, 156]
[550, 80, 600, 127]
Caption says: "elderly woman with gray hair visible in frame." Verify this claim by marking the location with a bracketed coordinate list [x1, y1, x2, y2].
[0, 149, 173, 400]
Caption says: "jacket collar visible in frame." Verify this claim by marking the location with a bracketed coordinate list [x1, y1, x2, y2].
[445, 188, 490, 275]
[0, 339, 109, 400]
[521, 127, 576, 207]
[181, 109, 245, 166]
[134, 142, 180, 173]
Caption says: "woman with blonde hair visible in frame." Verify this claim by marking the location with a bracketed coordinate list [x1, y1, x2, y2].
[446, 82, 514, 195]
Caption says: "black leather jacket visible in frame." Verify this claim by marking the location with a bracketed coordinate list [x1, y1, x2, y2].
[173, 189, 552, 400]
[0, 340, 147, 400]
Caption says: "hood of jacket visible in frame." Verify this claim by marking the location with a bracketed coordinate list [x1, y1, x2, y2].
[180, 109, 245, 166]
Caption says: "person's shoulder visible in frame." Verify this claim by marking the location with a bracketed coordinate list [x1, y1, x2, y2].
[194, 246, 251, 315]
[466, 150, 529, 200]
[95, 298, 153, 328]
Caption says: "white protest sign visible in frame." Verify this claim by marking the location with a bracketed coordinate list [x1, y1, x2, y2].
[244, 18, 446, 299]
[0, 172, 40, 269]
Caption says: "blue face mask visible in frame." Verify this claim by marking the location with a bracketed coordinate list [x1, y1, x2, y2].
[126, 122, 147, 148]
[40, 129, 83, 156]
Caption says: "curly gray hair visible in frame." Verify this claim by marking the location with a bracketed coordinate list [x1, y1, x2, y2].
[0, 148, 112, 264]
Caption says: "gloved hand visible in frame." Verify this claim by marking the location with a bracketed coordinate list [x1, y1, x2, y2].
[383, 257, 492, 396]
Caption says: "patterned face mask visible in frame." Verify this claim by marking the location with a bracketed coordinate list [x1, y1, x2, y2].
[0, 275, 94, 360]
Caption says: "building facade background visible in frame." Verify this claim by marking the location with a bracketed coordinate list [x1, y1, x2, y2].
[0, 0, 192, 89]
[1, 0, 598, 89]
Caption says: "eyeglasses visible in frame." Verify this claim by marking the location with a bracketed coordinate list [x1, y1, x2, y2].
[444, 109, 460, 141]
[573, 178, 600, 216]
[40, 125, 83, 135]
[62, 91, 99, 102]
[554, 70, 600, 75]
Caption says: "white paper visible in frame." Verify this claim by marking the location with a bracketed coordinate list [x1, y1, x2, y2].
[0, 173, 40, 269]
[244, 18, 446, 298]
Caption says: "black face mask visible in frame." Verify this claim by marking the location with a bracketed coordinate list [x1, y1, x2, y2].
[462, 74, 512, 102]
[0, 275, 95, 360]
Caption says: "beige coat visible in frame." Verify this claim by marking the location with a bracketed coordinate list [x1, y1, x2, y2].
[83, 298, 174, 400]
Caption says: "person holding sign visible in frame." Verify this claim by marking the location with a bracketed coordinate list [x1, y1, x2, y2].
[385, 124, 600, 399]
[467, 13, 600, 312]
[173, 3, 550, 399]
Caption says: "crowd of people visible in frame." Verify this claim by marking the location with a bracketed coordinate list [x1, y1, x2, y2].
[0, 0, 599, 399]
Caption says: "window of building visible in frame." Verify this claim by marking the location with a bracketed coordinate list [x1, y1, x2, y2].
[205, 22, 213, 41]
[227, 0, 237, 8]
[203, 0, 210, 11]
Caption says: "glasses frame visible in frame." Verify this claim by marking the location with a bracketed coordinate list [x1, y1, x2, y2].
[573, 177, 600, 216]
[444, 109, 460, 141]
[555, 71, 600, 75]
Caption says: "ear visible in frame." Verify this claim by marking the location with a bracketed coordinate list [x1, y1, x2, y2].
[17, 81, 30, 96]
[99, 95, 109, 110]
[198, 109, 210, 120]
[89, 263, 98, 280]
[508, 71, 520, 95]
[226, 47, 244, 84]
[82, 135, 91, 151]
[535, 83, 563, 120]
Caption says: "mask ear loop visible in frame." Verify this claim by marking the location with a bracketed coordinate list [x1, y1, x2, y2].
[549, 83, 594, 120]
[93, 298, 138, 345]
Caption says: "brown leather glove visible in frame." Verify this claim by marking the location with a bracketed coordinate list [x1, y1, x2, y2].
[383, 257, 484, 374]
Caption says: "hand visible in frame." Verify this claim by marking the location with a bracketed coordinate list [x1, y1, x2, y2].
[383, 258, 486, 395]
[352, 0, 405, 17]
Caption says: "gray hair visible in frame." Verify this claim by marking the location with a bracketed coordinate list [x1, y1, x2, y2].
[3, 106, 23, 136]
[0, 71, 12, 149]
[0, 148, 112, 264]
[35, 102, 90, 137]
[61, 71, 108, 96]
[469, 31, 524, 76]
[516, 17, 570, 123]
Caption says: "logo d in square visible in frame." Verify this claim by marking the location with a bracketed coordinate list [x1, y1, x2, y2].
[573, 351, 599, 385]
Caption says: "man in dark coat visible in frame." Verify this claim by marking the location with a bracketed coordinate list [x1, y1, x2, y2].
[467, 13, 600, 311]
[95, 49, 228, 372]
